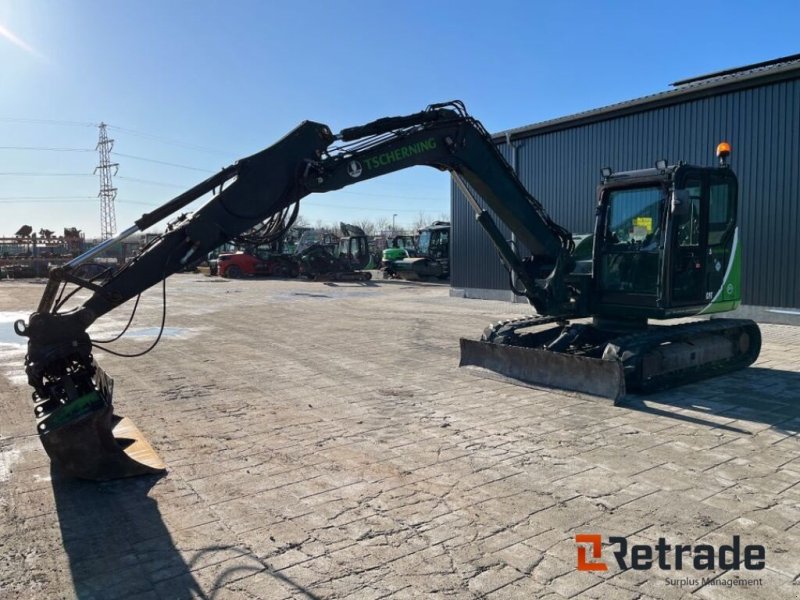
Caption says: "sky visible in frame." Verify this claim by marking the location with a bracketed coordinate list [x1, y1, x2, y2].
[0, 0, 798, 238]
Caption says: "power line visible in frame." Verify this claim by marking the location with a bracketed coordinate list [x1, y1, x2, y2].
[117, 175, 188, 189]
[0, 117, 234, 156]
[0, 172, 93, 177]
[112, 152, 216, 173]
[302, 202, 436, 213]
[0, 197, 96, 204]
[0, 195, 95, 199]
[335, 189, 444, 202]
[0, 146, 94, 152]
[111, 173, 444, 202]
[118, 199, 158, 206]
[0, 117, 96, 127]
[0, 195, 440, 212]
[107, 124, 235, 157]
[0, 197, 159, 205]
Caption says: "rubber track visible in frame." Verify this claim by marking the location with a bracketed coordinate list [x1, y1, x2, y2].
[481, 315, 563, 344]
[606, 318, 762, 393]
[478, 315, 761, 395]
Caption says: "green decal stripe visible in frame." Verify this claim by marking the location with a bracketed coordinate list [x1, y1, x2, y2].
[700, 228, 741, 315]
[44, 391, 104, 429]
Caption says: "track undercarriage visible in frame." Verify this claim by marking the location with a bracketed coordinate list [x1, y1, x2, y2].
[460, 316, 761, 402]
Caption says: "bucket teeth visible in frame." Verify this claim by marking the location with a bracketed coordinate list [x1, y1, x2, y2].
[110, 415, 166, 473]
[38, 402, 165, 481]
[459, 338, 626, 403]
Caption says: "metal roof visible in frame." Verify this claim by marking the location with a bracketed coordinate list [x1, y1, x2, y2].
[495, 53, 800, 142]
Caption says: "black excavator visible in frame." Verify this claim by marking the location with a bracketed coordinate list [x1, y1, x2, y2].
[15, 101, 760, 480]
[296, 222, 373, 281]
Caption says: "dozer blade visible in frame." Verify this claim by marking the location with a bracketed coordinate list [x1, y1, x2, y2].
[36, 366, 165, 481]
[459, 338, 626, 403]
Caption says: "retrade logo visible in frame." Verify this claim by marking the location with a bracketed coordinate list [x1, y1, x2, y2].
[576, 534, 607, 571]
[575, 534, 765, 572]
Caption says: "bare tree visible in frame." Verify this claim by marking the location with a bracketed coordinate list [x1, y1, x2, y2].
[355, 218, 376, 236]
[411, 211, 431, 232]
[374, 216, 392, 235]
[314, 219, 337, 234]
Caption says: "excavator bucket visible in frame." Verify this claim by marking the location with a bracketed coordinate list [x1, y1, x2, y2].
[459, 338, 626, 403]
[36, 365, 165, 481]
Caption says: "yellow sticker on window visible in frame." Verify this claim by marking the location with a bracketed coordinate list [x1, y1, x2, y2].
[633, 217, 653, 233]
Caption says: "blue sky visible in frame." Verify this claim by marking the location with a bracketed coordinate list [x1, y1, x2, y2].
[0, 0, 798, 238]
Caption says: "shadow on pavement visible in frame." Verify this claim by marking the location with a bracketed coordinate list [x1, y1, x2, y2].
[189, 546, 323, 600]
[52, 469, 323, 599]
[622, 366, 800, 435]
[51, 468, 205, 599]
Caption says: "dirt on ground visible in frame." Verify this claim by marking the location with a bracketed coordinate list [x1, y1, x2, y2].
[1, 275, 799, 599]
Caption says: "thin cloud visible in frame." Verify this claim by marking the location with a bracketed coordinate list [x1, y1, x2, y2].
[0, 22, 48, 62]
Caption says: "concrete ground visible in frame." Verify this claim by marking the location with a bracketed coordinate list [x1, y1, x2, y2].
[1, 275, 799, 600]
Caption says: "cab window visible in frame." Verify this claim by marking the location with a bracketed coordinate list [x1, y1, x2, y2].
[601, 186, 663, 295]
[676, 180, 702, 247]
[417, 231, 431, 254]
[605, 187, 662, 246]
[708, 178, 735, 245]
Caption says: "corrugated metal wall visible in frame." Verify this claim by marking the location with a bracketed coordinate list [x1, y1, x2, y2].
[451, 78, 800, 308]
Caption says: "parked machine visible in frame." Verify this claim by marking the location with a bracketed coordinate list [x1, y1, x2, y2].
[217, 247, 299, 278]
[295, 229, 338, 255]
[16, 101, 759, 480]
[383, 222, 450, 280]
[296, 223, 373, 281]
[337, 223, 376, 269]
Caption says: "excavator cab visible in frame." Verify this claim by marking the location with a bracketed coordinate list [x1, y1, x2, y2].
[593, 162, 740, 320]
[336, 235, 371, 270]
[336, 223, 375, 270]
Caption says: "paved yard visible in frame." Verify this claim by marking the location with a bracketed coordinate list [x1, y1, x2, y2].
[1, 275, 799, 599]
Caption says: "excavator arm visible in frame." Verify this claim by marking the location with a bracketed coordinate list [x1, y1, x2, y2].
[305, 102, 576, 311]
[18, 101, 578, 480]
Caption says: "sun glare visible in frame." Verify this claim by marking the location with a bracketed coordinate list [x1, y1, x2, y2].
[0, 21, 45, 60]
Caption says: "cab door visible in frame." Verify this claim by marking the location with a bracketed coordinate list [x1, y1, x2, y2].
[596, 185, 666, 311]
[351, 236, 369, 269]
[669, 174, 706, 305]
[668, 169, 740, 309]
[704, 174, 737, 301]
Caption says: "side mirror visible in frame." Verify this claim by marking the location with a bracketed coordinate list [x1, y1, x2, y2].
[671, 189, 689, 216]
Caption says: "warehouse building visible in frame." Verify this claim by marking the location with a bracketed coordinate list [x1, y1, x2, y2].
[450, 54, 800, 324]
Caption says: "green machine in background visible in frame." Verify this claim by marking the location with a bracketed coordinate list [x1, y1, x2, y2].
[382, 221, 450, 280]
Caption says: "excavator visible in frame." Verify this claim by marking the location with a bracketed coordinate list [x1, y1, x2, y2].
[383, 221, 450, 280]
[296, 222, 373, 281]
[14, 101, 760, 480]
